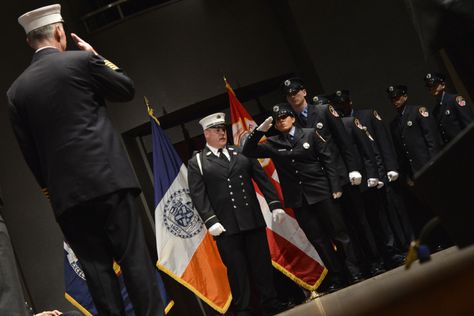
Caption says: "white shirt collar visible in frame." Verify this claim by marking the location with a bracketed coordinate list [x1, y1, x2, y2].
[206, 144, 230, 159]
[288, 126, 296, 137]
[35, 46, 58, 53]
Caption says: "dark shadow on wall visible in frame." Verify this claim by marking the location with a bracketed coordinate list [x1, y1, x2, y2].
[408, 0, 474, 99]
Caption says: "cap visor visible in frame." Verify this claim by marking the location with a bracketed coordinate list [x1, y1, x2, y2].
[208, 123, 226, 129]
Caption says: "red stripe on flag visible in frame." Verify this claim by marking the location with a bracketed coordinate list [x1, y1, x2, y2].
[226, 78, 326, 290]
[266, 229, 326, 286]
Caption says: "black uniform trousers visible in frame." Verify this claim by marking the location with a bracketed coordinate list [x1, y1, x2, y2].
[361, 188, 402, 261]
[294, 197, 360, 282]
[58, 189, 164, 316]
[381, 183, 414, 250]
[215, 227, 278, 316]
[339, 184, 380, 268]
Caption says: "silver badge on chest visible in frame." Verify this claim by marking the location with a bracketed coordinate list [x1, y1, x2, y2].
[316, 122, 323, 129]
[445, 109, 451, 115]
[303, 142, 310, 149]
[407, 121, 413, 127]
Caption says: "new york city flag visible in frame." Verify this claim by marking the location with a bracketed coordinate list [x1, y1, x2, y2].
[149, 106, 232, 313]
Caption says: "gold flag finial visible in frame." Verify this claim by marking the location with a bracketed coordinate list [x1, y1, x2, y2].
[223, 76, 235, 96]
[144, 96, 160, 125]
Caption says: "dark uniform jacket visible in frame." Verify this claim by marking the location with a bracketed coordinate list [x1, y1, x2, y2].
[7, 48, 139, 217]
[432, 92, 474, 144]
[352, 109, 399, 176]
[341, 117, 378, 191]
[242, 127, 341, 209]
[187, 145, 282, 235]
[390, 105, 442, 178]
[295, 103, 360, 186]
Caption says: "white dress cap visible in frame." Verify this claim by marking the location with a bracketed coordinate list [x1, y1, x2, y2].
[199, 113, 226, 130]
[18, 4, 63, 34]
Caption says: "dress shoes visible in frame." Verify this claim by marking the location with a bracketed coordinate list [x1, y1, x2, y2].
[263, 300, 294, 316]
[369, 261, 386, 277]
[386, 254, 405, 269]
[347, 273, 365, 285]
[324, 279, 346, 293]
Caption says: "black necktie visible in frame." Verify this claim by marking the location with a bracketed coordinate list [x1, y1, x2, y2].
[299, 114, 307, 127]
[287, 133, 295, 144]
[218, 148, 229, 162]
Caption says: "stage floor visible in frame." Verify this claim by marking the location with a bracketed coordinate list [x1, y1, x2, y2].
[278, 245, 474, 316]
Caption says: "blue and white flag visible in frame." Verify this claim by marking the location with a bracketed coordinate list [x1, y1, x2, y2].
[148, 106, 232, 313]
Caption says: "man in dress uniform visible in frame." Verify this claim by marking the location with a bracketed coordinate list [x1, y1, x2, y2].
[387, 85, 442, 178]
[283, 78, 363, 188]
[387, 84, 443, 236]
[242, 104, 364, 291]
[7, 5, 164, 315]
[282, 79, 375, 274]
[424, 72, 474, 145]
[331, 90, 413, 254]
[187, 113, 287, 316]
[337, 114, 391, 275]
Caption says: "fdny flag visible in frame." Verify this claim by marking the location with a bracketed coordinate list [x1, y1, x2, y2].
[226, 78, 327, 290]
[148, 105, 232, 313]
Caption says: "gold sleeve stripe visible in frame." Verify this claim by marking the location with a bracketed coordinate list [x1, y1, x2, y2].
[104, 59, 119, 70]
[204, 215, 217, 224]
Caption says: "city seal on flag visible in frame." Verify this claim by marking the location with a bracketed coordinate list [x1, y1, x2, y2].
[163, 188, 204, 239]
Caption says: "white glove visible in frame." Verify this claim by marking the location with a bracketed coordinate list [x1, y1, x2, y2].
[257, 116, 273, 132]
[387, 171, 399, 182]
[349, 171, 362, 186]
[376, 181, 385, 189]
[367, 178, 379, 188]
[272, 209, 286, 224]
[208, 223, 226, 236]
[332, 192, 343, 199]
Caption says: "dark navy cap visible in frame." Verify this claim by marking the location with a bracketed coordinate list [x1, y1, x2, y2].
[386, 85, 408, 98]
[272, 103, 295, 120]
[312, 94, 330, 106]
[329, 90, 350, 104]
[424, 72, 446, 87]
[281, 77, 305, 96]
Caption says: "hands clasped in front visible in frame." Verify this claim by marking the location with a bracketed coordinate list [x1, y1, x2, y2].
[348, 171, 362, 185]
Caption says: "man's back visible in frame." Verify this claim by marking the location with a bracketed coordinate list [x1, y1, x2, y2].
[7, 48, 139, 216]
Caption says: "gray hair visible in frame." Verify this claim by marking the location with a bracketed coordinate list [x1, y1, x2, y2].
[26, 22, 62, 43]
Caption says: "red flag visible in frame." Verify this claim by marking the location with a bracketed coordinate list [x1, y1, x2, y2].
[226, 79, 327, 290]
